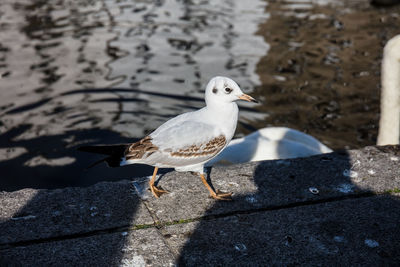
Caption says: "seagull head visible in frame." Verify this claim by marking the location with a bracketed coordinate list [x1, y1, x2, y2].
[205, 76, 258, 106]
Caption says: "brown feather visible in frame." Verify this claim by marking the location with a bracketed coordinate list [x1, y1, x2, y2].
[125, 136, 159, 160]
[170, 135, 226, 158]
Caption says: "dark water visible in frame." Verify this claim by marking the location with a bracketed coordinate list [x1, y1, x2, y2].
[0, 0, 399, 190]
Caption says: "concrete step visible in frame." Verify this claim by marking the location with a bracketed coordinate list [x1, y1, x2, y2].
[1, 145, 399, 265]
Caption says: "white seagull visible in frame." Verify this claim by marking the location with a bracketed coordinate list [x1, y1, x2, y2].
[79, 76, 257, 200]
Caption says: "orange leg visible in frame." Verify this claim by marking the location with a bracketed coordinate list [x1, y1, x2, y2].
[149, 167, 169, 198]
[199, 173, 232, 201]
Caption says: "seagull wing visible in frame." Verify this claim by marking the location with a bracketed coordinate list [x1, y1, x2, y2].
[126, 120, 227, 167]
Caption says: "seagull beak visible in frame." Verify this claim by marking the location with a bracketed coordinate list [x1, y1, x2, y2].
[238, 93, 258, 103]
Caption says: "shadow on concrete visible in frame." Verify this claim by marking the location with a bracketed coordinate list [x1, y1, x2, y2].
[0, 180, 147, 265]
[176, 143, 400, 264]
[0, 124, 156, 264]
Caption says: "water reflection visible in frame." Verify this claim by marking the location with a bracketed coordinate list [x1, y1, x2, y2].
[254, 0, 399, 149]
[1, 0, 398, 190]
[105, 0, 269, 136]
[0, 0, 269, 190]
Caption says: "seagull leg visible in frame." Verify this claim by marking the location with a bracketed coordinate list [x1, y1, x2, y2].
[199, 173, 232, 201]
[149, 167, 169, 198]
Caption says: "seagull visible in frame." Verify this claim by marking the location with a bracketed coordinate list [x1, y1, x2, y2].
[79, 76, 257, 200]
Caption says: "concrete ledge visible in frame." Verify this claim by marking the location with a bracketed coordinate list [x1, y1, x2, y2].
[1, 145, 399, 265]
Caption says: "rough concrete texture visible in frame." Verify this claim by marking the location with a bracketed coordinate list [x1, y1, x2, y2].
[1, 228, 175, 266]
[165, 195, 400, 266]
[143, 145, 400, 222]
[0, 181, 154, 244]
[1, 145, 400, 265]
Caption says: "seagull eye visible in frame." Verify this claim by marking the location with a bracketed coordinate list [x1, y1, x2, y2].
[224, 87, 232, 94]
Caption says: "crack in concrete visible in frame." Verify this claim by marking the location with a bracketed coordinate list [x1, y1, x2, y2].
[1, 190, 390, 250]
[140, 196, 179, 259]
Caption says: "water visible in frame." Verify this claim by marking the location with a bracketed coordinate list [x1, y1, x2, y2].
[0, 0, 399, 191]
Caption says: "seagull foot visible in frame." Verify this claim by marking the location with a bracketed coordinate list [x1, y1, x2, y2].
[150, 185, 169, 198]
[210, 189, 233, 201]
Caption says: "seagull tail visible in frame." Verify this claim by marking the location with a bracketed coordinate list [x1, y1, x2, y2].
[78, 144, 129, 168]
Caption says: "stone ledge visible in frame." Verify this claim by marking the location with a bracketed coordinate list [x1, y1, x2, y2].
[0, 145, 399, 265]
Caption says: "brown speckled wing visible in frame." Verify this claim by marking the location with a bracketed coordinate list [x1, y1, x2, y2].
[169, 135, 226, 158]
[125, 136, 159, 160]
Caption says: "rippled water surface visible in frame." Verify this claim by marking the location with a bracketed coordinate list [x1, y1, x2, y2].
[0, 0, 399, 190]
